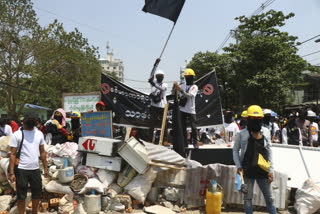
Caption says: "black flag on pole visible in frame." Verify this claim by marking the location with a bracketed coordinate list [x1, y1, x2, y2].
[172, 92, 186, 157]
[142, 0, 186, 23]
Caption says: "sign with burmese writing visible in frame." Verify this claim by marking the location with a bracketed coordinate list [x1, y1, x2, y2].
[62, 92, 100, 113]
[81, 111, 112, 138]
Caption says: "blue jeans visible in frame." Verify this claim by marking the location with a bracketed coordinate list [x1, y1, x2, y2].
[243, 177, 277, 214]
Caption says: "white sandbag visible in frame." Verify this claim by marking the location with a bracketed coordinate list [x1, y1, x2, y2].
[96, 169, 117, 188]
[0, 159, 7, 182]
[57, 142, 81, 167]
[45, 180, 73, 195]
[294, 179, 320, 214]
[59, 194, 74, 214]
[0, 158, 15, 190]
[124, 167, 157, 203]
[74, 203, 87, 214]
[76, 165, 97, 178]
[0, 195, 12, 211]
[52, 156, 64, 168]
[79, 177, 104, 194]
[0, 136, 11, 153]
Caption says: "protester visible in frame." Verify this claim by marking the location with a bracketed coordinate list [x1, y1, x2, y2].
[148, 70, 168, 143]
[173, 68, 199, 148]
[41, 108, 69, 145]
[281, 113, 302, 146]
[96, 101, 106, 112]
[224, 111, 240, 142]
[70, 111, 82, 144]
[262, 109, 275, 137]
[7, 117, 19, 133]
[239, 110, 248, 130]
[9, 111, 48, 214]
[233, 105, 276, 214]
[0, 118, 12, 137]
[307, 110, 319, 147]
[296, 109, 313, 146]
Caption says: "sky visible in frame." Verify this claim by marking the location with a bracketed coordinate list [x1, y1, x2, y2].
[32, 0, 320, 92]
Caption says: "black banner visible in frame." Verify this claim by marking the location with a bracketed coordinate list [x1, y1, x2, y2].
[100, 72, 223, 128]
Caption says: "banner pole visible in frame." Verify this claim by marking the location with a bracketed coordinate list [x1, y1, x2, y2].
[159, 103, 169, 145]
[149, 23, 176, 78]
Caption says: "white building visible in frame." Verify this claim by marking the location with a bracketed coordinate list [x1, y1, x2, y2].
[99, 45, 124, 82]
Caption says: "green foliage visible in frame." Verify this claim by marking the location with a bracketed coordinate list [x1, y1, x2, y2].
[188, 10, 309, 112]
[0, 0, 102, 119]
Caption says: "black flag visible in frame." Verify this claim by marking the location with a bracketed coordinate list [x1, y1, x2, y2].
[142, 0, 186, 23]
[172, 92, 186, 157]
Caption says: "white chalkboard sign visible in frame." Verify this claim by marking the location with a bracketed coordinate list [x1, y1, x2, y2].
[62, 92, 100, 113]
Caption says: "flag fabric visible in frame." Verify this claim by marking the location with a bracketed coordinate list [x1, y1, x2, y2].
[142, 0, 186, 23]
[172, 92, 186, 157]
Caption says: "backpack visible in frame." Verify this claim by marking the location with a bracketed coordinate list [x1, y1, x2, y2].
[286, 126, 300, 145]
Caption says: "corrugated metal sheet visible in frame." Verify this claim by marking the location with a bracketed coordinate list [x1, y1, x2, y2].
[154, 169, 186, 188]
[184, 164, 287, 209]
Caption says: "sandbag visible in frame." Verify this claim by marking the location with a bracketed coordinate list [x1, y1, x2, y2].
[0, 195, 12, 211]
[96, 169, 117, 189]
[294, 179, 320, 214]
[59, 194, 74, 214]
[79, 177, 104, 194]
[74, 203, 87, 214]
[45, 180, 73, 195]
[0, 136, 11, 153]
[76, 165, 97, 178]
[124, 168, 157, 203]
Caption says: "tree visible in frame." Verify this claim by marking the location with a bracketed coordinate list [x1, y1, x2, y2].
[0, 0, 102, 119]
[224, 10, 307, 110]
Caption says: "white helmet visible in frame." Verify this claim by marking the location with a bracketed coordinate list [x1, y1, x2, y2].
[307, 110, 316, 117]
[155, 70, 165, 76]
[263, 109, 272, 115]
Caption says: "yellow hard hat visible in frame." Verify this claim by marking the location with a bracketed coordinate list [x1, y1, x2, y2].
[71, 111, 81, 119]
[247, 105, 264, 118]
[241, 110, 248, 118]
[184, 68, 195, 76]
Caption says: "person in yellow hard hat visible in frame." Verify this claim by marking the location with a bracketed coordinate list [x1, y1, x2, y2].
[69, 111, 81, 143]
[233, 105, 276, 214]
[173, 68, 199, 149]
[239, 110, 248, 130]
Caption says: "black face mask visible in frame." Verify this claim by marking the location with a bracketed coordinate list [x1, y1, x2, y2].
[24, 119, 36, 129]
[224, 115, 232, 124]
[247, 119, 263, 132]
[54, 115, 63, 124]
[264, 116, 271, 124]
[185, 76, 194, 85]
[71, 119, 80, 129]
[156, 75, 164, 83]
[287, 118, 296, 128]
[240, 119, 248, 127]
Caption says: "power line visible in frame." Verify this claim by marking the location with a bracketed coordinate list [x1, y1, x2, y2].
[0, 81, 42, 94]
[309, 57, 320, 62]
[297, 34, 320, 46]
[301, 50, 320, 58]
[215, 0, 275, 53]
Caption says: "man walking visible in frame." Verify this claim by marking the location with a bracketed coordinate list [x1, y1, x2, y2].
[233, 105, 276, 214]
[296, 109, 313, 146]
[9, 111, 48, 214]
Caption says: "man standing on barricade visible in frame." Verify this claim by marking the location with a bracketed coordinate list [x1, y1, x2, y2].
[148, 70, 168, 144]
[173, 68, 199, 149]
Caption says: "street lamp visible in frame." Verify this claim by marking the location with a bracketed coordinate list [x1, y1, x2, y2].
[315, 38, 320, 113]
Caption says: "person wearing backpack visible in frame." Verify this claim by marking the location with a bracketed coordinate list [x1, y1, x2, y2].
[233, 105, 276, 214]
[174, 68, 199, 149]
[148, 70, 168, 143]
[281, 113, 302, 146]
[9, 111, 48, 214]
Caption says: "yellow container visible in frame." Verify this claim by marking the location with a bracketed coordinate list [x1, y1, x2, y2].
[206, 189, 222, 214]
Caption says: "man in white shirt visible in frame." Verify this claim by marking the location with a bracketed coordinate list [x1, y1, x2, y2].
[174, 68, 199, 148]
[282, 113, 302, 146]
[0, 118, 12, 137]
[148, 70, 168, 143]
[307, 110, 319, 147]
[9, 111, 48, 214]
[224, 111, 240, 143]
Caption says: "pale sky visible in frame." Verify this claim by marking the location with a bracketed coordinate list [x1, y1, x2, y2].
[32, 0, 320, 92]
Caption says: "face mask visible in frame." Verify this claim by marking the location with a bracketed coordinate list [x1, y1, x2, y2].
[264, 116, 271, 124]
[185, 76, 194, 85]
[247, 119, 262, 132]
[54, 115, 63, 124]
[156, 75, 164, 83]
[224, 115, 232, 124]
[71, 119, 80, 129]
[240, 119, 248, 127]
[288, 118, 296, 128]
[24, 119, 35, 129]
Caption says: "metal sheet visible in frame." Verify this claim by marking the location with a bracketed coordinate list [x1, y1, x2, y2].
[272, 144, 320, 188]
[184, 164, 287, 209]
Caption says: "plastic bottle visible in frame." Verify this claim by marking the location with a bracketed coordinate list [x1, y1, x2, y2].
[206, 180, 222, 214]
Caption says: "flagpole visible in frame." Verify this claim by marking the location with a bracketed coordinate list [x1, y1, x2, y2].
[149, 23, 177, 78]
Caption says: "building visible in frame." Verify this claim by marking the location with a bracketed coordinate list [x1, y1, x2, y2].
[99, 44, 124, 82]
